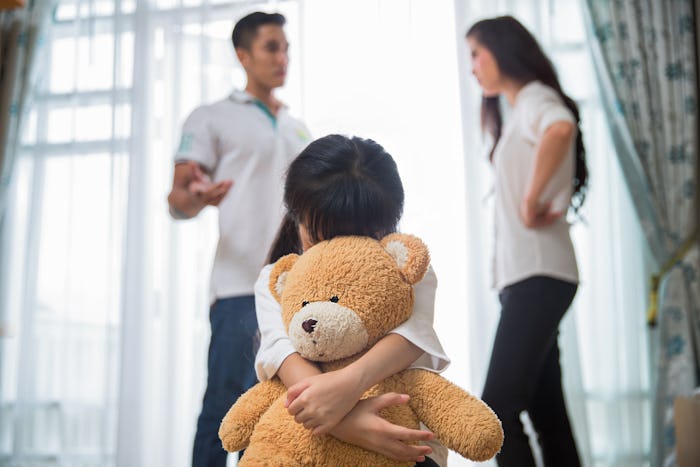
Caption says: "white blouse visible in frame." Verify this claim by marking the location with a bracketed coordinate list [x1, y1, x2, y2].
[492, 81, 579, 290]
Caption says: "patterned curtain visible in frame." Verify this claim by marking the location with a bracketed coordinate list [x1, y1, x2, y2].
[581, 0, 699, 465]
[0, 0, 52, 222]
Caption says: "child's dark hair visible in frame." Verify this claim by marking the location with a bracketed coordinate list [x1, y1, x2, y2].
[467, 15, 588, 213]
[232, 11, 286, 50]
[267, 134, 404, 263]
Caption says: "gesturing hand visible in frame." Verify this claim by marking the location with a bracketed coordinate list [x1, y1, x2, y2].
[329, 393, 434, 463]
[185, 161, 232, 207]
[286, 369, 362, 435]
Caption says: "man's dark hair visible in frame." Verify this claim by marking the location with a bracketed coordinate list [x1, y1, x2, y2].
[232, 11, 286, 50]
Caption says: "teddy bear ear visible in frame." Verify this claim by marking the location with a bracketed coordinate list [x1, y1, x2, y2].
[268, 254, 299, 303]
[380, 233, 430, 285]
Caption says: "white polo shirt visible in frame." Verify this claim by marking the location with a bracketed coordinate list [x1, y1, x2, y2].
[175, 90, 311, 303]
[492, 81, 579, 290]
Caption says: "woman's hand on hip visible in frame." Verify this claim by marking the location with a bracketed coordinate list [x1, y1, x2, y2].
[520, 197, 562, 228]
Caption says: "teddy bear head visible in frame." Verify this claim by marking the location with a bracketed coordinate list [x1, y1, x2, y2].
[268, 233, 430, 363]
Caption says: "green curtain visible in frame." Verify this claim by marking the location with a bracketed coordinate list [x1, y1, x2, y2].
[582, 0, 699, 465]
[0, 0, 52, 223]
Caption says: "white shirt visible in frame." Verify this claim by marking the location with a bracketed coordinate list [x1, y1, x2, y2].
[175, 90, 311, 303]
[254, 263, 450, 381]
[492, 81, 579, 290]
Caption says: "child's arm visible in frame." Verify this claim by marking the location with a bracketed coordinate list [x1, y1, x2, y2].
[278, 268, 450, 434]
[389, 265, 450, 372]
[277, 340, 434, 463]
[329, 393, 435, 463]
[284, 265, 449, 434]
[255, 264, 445, 387]
[283, 333, 422, 434]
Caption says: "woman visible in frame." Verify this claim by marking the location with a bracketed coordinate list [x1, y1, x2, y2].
[466, 15, 588, 467]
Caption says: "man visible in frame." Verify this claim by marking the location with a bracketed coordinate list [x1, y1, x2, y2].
[167, 11, 310, 467]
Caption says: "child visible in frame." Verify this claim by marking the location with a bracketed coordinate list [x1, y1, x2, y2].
[254, 134, 450, 466]
[466, 16, 586, 466]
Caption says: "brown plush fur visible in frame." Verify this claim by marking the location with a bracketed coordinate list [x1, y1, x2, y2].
[219, 234, 503, 466]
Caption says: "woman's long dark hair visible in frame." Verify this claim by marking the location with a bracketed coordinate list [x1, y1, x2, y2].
[267, 134, 404, 263]
[467, 15, 588, 212]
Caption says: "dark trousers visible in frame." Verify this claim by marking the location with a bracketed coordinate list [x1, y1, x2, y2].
[482, 276, 581, 467]
[416, 457, 440, 466]
[192, 295, 259, 467]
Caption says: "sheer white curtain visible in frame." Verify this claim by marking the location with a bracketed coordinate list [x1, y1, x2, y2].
[454, 0, 653, 466]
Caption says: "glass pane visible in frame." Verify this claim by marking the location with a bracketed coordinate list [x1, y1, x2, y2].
[29, 153, 126, 459]
[204, 19, 232, 40]
[119, 31, 134, 88]
[115, 104, 131, 139]
[55, 2, 78, 21]
[95, 0, 115, 16]
[0, 156, 34, 406]
[202, 21, 240, 101]
[153, 27, 164, 61]
[50, 37, 77, 93]
[0, 403, 13, 454]
[47, 106, 74, 143]
[47, 105, 118, 143]
[554, 49, 593, 101]
[155, 0, 177, 9]
[552, 0, 585, 43]
[121, 0, 135, 14]
[21, 108, 37, 144]
[36, 154, 127, 323]
[75, 104, 113, 141]
[55, 0, 115, 19]
[77, 35, 115, 91]
[180, 27, 204, 110]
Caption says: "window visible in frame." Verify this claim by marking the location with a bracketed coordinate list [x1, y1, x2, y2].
[1, 1, 301, 465]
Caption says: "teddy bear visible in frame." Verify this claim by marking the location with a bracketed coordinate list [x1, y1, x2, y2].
[218, 233, 503, 466]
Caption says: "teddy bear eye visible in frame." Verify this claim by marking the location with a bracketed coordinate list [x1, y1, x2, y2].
[302, 301, 309, 307]
[330, 296, 339, 303]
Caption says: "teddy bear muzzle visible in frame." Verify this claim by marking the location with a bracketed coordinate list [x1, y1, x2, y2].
[288, 301, 369, 362]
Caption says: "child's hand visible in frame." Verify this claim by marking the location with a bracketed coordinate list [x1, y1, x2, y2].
[329, 393, 434, 462]
[285, 369, 363, 435]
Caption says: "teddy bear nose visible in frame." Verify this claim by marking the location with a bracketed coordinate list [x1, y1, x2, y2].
[302, 318, 317, 334]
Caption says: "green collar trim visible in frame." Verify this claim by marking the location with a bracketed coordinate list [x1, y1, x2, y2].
[253, 99, 277, 128]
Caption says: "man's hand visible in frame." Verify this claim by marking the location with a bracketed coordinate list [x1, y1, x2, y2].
[329, 393, 434, 463]
[168, 161, 232, 219]
[185, 161, 232, 207]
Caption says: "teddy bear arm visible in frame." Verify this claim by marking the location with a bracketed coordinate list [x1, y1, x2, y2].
[218, 378, 286, 453]
[400, 369, 504, 462]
